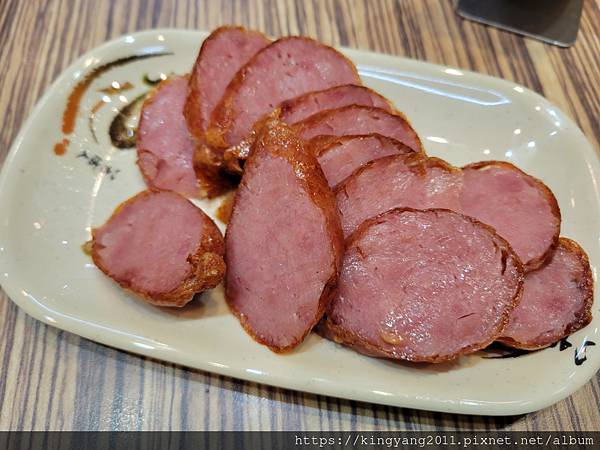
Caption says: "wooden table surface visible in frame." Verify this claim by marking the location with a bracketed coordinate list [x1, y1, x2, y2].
[1, 0, 599, 431]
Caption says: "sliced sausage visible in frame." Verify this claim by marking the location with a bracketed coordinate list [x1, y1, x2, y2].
[322, 208, 524, 363]
[225, 119, 343, 352]
[92, 190, 225, 307]
[222, 112, 420, 177]
[205, 37, 360, 152]
[279, 84, 392, 125]
[184, 26, 270, 141]
[137, 76, 200, 197]
[292, 105, 423, 153]
[460, 161, 561, 271]
[314, 134, 417, 189]
[498, 238, 593, 350]
[336, 154, 462, 237]
[184, 27, 270, 198]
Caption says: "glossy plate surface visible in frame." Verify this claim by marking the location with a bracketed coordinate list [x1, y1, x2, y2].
[0, 29, 598, 415]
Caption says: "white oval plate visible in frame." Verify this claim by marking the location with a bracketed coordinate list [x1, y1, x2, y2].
[0, 29, 598, 416]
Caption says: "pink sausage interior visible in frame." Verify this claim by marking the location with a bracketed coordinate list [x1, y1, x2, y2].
[337, 155, 463, 238]
[94, 191, 206, 294]
[460, 164, 560, 269]
[137, 77, 199, 197]
[280, 85, 391, 125]
[219, 38, 359, 146]
[316, 135, 413, 188]
[501, 239, 591, 347]
[187, 27, 270, 134]
[329, 209, 522, 361]
[295, 106, 421, 152]
[226, 155, 335, 349]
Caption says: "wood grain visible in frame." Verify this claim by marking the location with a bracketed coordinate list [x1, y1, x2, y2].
[0, 0, 599, 431]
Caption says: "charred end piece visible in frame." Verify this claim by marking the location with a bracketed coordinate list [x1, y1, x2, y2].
[91, 190, 225, 307]
[323, 208, 524, 363]
[498, 237, 594, 350]
[225, 119, 343, 352]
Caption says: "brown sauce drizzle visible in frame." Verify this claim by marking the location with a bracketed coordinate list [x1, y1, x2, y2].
[91, 99, 105, 114]
[53, 138, 70, 155]
[98, 81, 134, 94]
[87, 99, 107, 143]
[108, 92, 148, 148]
[216, 191, 236, 224]
[58, 51, 172, 155]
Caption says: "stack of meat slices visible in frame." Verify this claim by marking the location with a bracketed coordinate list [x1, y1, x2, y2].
[90, 26, 593, 363]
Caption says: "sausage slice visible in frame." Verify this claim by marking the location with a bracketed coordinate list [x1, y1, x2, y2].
[292, 105, 423, 153]
[220, 86, 400, 175]
[184, 26, 270, 141]
[279, 84, 392, 125]
[92, 190, 225, 307]
[336, 154, 462, 237]
[205, 37, 360, 151]
[314, 134, 418, 189]
[183, 27, 270, 197]
[498, 238, 593, 350]
[460, 161, 561, 271]
[137, 76, 200, 197]
[225, 120, 343, 352]
[323, 208, 524, 363]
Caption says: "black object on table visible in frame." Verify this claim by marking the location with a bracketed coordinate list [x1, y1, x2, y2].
[457, 0, 583, 47]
